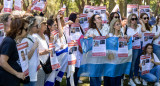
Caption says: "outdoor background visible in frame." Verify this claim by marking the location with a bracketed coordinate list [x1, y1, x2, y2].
[0, 0, 159, 86]
[0, 0, 160, 18]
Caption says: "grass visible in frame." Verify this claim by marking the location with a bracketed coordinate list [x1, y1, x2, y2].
[60, 75, 155, 86]
[20, 75, 155, 86]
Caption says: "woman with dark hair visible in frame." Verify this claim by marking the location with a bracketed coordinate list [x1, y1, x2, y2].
[140, 13, 151, 32]
[139, 43, 160, 86]
[65, 12, 84, 86]
[85, 14, 110, 86]
[0, 18, 28, 86]
[152, 14, 160, 60]
[109, 12, 120, 24]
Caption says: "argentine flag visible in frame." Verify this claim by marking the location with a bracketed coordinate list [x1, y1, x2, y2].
[78, 37, 132, 77]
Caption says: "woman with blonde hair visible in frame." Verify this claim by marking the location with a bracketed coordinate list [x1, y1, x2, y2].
[126, 13, 143, 86]
[32, 16, 50, 86]
[104, 18, 124, 86]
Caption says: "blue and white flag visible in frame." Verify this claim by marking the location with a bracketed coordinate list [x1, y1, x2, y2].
[78, 37, 132, 77]
[45, 47, 68, 86]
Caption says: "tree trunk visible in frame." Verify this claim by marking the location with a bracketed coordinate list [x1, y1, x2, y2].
[119, 0, 123, 17]
[124, 0, 127, 17]
[0, 0, 3, 5]
[104, 0, 107, 6]
[146, 0, 150, 5]
[87, 0, 91, 5]
[109, 0, 116, 13]
[154, 1, 160, 17]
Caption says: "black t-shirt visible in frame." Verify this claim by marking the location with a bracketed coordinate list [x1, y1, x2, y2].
[0, 37, 22, 86]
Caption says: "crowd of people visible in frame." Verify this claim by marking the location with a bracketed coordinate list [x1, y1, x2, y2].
[0, 3, 160, 86]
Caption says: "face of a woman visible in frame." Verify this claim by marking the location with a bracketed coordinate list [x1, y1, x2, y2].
[17, 24, 28, 38]
[6, 15, 12, 26]
[113, 13, 120, 19]
[142, 14, 149, 24]
[114, 21, 121, 31]
[5, 15, 12, 32]
[31, 22, 39, 33]
[131, 15, 137, 24]
[146, 45, 153, 54]
[75, 15, 80, 23]
[94, 15, 102, 24]
[41, 23, 47, 32]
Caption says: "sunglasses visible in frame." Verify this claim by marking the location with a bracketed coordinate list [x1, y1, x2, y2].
[131, 18, 137, 21]
[143, 17, 149, 20]
[115, 23, 121, 26]
[114, 16, 120, 19]
[33, 25, 39, 28]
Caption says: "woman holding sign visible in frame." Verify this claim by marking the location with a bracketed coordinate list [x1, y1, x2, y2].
[105, 18, 125, 86]
[139, 44, 160, 86]
[21, 16, 39, 86]
[85, 14, 110, 86]
[126, 13, 142, 86]
[152, 14, 160, 60]
[0, 18, 27, 86]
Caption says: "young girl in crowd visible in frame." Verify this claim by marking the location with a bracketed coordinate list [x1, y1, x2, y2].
[139, 43, 160, 86]
[152, 14, 160, 60]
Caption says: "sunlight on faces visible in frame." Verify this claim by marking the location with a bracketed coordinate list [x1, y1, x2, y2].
[131, 15, 137, 25]
[142, 14, 149, 24]
[114, 21, 121, 31]
[94, 15, 102, 24]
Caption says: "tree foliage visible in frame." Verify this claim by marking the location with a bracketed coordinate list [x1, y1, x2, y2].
[0, 0, 160, 17]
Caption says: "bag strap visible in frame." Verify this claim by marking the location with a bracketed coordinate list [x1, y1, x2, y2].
[156, 25, 158, 32]
[26, 37, 34, 43]
[96, 27, 102, 36]
[124, 25, 128, 35]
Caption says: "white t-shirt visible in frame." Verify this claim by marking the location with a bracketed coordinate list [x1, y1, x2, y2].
[32, 34, 49, 64]
[152, 25, 160, 45]
[21, 34, 39, 81]
[127, 24, 142, 38]
[150, 53, 160, 69]
[85, 24, 110, 37]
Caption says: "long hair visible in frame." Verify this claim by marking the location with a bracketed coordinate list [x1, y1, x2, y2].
[127, 13, 138, 29]
[109, 12, 119, 24]
[155, 14, 160, 25]
[142, 43, 154, 59]
[69, 13, 77, 23]
[25, 16, 36, 32]
[45, 18, 55, 39]
[6, 18, 26, 39]
[109, 18, 120, 35]
[140, 13, 150, 31]
[89, 14, 97, 29]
